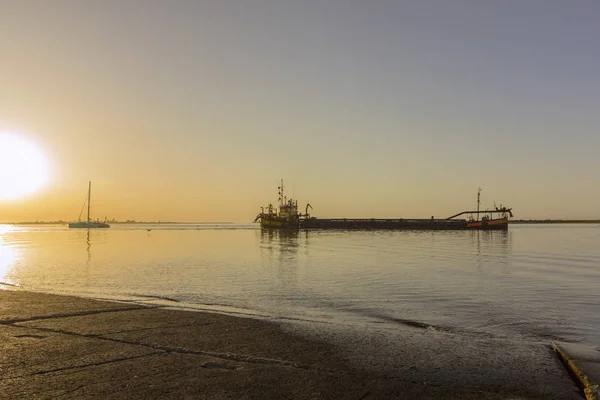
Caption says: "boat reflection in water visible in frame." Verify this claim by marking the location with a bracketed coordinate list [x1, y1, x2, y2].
[469, 229, 512, 270]
[260, 228, 301, 257]
[259, 228, 304, 289]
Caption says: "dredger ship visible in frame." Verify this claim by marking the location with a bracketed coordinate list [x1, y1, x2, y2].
[254, 181, 512, 230]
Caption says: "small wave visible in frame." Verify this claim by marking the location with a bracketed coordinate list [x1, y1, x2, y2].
[375, 315, 449, 332]
[347, 308, 450, 332]
[125, 294, 180, 302]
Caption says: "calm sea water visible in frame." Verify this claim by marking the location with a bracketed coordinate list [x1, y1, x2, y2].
[1, 224, 598, 346]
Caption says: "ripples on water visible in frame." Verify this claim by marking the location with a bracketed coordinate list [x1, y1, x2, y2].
[0, 223, 598, 345]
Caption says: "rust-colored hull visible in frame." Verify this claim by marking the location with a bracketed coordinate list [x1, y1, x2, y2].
[466, 217, 509, 230]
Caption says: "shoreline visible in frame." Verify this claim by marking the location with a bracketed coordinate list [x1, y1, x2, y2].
[0, 289, 584, 399]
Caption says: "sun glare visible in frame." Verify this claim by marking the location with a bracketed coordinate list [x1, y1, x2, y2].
[0, 132, 50, 200]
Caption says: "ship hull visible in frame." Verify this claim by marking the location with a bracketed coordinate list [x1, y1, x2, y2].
[465, 217, 509, 230]
[260, 218, 299, 229]
[260, 217, 510, 231]
[300, 218, 468, 230]
[69, 222, 111, 229]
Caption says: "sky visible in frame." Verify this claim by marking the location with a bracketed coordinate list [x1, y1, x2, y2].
[1, 1, 599, 222]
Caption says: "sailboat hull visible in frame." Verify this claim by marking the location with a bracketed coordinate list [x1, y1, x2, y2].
[68, 222, 110, 229]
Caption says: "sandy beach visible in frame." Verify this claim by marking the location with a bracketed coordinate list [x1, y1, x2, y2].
[0, 290, 582, 399]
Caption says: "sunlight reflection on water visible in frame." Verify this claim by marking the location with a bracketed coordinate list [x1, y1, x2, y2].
[0, 227, 20, 287]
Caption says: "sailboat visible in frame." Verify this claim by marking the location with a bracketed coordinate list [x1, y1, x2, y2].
[68, 181, 110, 229]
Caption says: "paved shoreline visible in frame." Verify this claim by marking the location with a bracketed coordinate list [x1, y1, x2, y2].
[554, 342, 600, 400]
[0, 290, 584, 399]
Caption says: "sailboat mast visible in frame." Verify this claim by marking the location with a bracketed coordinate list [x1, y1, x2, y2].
[87, 181, 91, 223]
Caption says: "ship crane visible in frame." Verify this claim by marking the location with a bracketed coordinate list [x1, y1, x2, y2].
[305, 203, 312, 217]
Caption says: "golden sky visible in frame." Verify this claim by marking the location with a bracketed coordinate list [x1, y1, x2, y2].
[1, 1, 599, 222]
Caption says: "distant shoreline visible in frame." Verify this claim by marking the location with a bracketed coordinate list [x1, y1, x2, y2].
[1, 221, 235, 225]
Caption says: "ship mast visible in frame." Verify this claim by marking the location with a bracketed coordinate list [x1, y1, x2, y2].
[278, 179, 284, 207]
[87, 181, 91, 223]
[476, 187, 481, 221]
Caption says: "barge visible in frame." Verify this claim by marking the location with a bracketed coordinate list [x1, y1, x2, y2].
[254, 181, 512, 231]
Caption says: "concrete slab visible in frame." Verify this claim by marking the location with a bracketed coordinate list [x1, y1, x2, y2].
[554, 342, 600, 400]
[0, 351, 521, 400]
[0, 290, 586, 399]
[19, 307, 343, 369]
[0, 289, 143, 323]
[0, 325, 157, 379]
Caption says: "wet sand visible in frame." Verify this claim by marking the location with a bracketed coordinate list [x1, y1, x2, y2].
[0, 290, 583, 399]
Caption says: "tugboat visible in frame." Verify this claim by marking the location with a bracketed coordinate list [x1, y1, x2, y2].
[451, 188, 512, 230]
[465, 215, 509, 229]
[254, 180, 307, 228]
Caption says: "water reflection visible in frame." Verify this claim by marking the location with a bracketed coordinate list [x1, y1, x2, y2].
[259, 228, 302, 288]
[468, 230, 512, 269]
[260, 228, 300, 257]
[0, 226, 19, 286]
[0, 224, 15, 234]
[86, 229, 91, 264]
